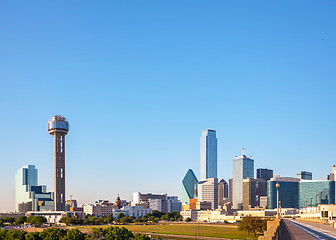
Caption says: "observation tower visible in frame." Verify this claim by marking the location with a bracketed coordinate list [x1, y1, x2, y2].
[47, 115, 69, 211]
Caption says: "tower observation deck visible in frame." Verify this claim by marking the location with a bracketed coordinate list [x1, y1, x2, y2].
[48, 115, 69, 211]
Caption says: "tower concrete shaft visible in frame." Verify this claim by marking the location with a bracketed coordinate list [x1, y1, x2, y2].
[48, 115, 69, 212]
[54, 133, 66, 211]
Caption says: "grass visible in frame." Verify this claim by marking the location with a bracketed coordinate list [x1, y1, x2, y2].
[71, 223, 258, 239]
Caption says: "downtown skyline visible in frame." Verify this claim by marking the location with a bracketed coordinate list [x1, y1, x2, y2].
[1, 1, 336, 212]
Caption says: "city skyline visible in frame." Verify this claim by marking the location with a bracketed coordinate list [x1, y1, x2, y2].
[1, 1, 336, 212]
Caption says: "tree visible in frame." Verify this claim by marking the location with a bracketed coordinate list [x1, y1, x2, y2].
[151, 210, 163, 218]
[15, 216, 27, 226]
[83, 216, 102, 225]
[63, 229, 86, 240]
[120, 216, 134, 224]
[38, 228, 67, 240]
[25, 232, 42, 240]
[4, 230, 26, 240]
[26, 216, 47, 227]
[185, 217, 192, 222]
[134, 233, 150, 240]
[238, 216, 267, 237]
[117, 213, 126, 219]
[3, 217, 15, 224]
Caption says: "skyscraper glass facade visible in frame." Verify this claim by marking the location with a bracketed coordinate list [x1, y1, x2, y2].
[14, 165, 38, 212]
[299, 181, 335, 208]
[267, 177, 335, 209]
[232, 154, 254, 209]
[14, 165, 54, 213]
[257, 168, 273, 180]
[182, 169, 198, 204]
[268, 179, 299, 209]
[297, 171, 312, 180]
[200, 129, 217, 180]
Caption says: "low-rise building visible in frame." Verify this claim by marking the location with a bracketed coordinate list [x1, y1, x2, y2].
[196, 201, 211, 210]
[26, 211, 85, 224]
[83, 203, 117, 217]
[112, 206, 152, 218]
[180, 209, 237, 222]
[133, 192, 181, 213]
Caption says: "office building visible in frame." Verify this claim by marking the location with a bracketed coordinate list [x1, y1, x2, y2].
[14, 165, 54, 213]
[133, 192, 181, 213]
[218, 179, 228, 208]
[198, 178, 218, 210]
[181, 169, 198, 204]
[200, 129, 217, 179]
[118, 206, 152, 218]
[48, 115, 69, 211]
[149, 196, 182, 213]
[14, 165, 38, 213]
[259, 196, 268, 208]
[133, 192, 166, 206]
[257, 168, 273, 181]
[83, 204, 117, 217]
[268, 176, 300, 209]
[267, 176, 335, 209]
[66, 199, 77, 210]
[26, 211, 85, 225]
[242, 178, 267, 210]
[229, 178, 233, 203]
[297, 171, 312, 180]
[232, 149, 254, 209]
[325, 166, 336, 180]
[243, 178, 257, 210]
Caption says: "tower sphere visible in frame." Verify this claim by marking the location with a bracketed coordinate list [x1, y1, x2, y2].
[47, 115, 69, 135]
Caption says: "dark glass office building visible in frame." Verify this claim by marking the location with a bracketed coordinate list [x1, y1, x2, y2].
[267, 177, 335, 209]
[257, 168, 273, 181]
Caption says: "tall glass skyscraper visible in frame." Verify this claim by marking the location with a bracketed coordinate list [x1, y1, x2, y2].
[14, 165, 38, 212]
[232, 149, 254, 209]
[200, 129, 217, 180]
[14, 165, 54, 213]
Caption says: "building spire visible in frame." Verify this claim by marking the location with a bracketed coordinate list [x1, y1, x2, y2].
[242, 148, 245, 156]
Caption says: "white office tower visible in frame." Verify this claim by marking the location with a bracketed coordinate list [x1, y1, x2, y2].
[200, 129, 217, 180]
[198, 178, 218, 210]
[232, 149, 254, 209]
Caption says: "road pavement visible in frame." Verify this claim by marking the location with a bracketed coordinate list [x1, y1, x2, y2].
[282, 219, 336, 240]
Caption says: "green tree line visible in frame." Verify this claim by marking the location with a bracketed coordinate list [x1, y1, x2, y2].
[0, 226, 149, 240]
[60, 211, 183, 226]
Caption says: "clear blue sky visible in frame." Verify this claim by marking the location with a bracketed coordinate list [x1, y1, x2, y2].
[1, 1, 336, 212]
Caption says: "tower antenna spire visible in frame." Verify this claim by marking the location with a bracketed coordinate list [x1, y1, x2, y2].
[242, 148, 245, 156]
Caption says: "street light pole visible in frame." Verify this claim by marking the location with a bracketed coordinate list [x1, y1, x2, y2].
[276, 182, 280, 219]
